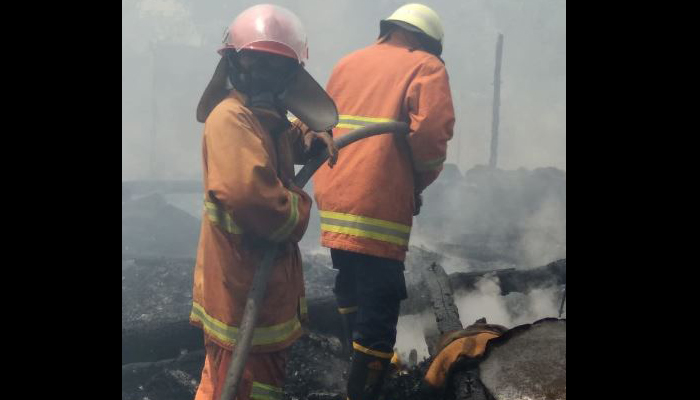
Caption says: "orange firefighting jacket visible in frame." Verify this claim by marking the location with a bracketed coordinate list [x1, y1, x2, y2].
[311, 30, 455, 261]
[190, 90, 312, 353]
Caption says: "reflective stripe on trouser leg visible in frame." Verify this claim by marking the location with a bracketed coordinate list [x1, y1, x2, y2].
[251, 381, 284, 400]
[338, 306, 358, 314]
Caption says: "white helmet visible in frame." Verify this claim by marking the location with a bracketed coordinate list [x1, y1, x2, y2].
[381, 3, 444, 52]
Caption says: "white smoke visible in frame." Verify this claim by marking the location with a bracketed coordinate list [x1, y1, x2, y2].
[136, 0, 203, 47]
[455, 275, 563, 328]
[395, 311, 436, 362]
[516, 193, 566, 267]
[456, 274, 513, 327]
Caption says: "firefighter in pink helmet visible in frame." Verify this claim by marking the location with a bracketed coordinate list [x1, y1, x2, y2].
[191, 5, 336, 399]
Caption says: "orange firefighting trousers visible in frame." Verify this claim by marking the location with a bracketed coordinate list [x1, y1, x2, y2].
[195, 335, 288, 400]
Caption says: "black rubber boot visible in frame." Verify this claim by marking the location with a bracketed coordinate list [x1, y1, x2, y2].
[346, 346, 392, 400]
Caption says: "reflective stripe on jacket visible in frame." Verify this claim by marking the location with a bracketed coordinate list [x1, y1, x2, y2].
[311, 30, 455, 261]
[191, 90, 312, 353]
[190, 301, 305, 348]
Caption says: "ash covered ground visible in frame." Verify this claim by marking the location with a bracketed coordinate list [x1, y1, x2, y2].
[122, 331, 433, 400]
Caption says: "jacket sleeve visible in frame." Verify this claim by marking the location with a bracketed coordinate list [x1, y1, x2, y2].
[288, 118, 312, 165]
[404, 59, 456, 193]
[204, 107, 312, 243]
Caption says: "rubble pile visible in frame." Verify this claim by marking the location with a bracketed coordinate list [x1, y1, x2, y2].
[122, 331, 432, 400]
[122, 256, 200, 364]
[122, 319, 565, 400]
[283, 333, 348, 399]
[122, 350, 204, 400]
[122, 253, 565, 398]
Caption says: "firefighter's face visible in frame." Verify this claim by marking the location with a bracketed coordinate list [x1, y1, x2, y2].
[238, 50, 297, 75]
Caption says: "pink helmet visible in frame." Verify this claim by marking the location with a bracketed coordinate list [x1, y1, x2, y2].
[219, 4, 309, 64]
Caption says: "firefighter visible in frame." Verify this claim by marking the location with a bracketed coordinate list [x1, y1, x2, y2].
[309, 3, 456, 399]
[190, 5, 337, 400]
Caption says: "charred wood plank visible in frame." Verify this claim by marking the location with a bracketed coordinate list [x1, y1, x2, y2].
[449, 259, 565, 298]
[421, 262, 463, 335]
[420, 262, 492, 400]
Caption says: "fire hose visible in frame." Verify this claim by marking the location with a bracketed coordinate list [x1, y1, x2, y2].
[219, 121, 410, 400]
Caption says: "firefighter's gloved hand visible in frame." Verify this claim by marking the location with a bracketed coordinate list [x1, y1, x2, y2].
[304, 130, 338, 168]
[413, 192, 423, 216]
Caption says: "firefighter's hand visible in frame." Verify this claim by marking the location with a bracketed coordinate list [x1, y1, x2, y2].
[304, 130, 338, 168]
[413, 192, 423, 216]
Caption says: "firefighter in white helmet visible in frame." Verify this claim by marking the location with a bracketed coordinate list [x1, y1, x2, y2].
[304, 3, 456, 400]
